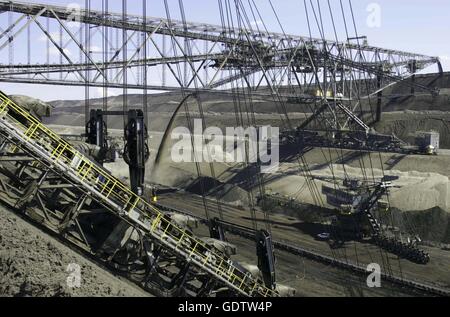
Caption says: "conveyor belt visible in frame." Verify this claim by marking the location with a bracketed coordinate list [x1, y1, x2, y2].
[0, 90, 277, 297]
[154, 202, 450, 297]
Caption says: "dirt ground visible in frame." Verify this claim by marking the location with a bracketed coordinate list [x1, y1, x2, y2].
[158, 192, 450, 296]
[0, 205, 151, 297]
[3, 74, 447, 297]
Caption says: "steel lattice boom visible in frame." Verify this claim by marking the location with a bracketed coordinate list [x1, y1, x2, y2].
[0, 90, 278, 297]
[0, 0, 443, 133]
[0, 0, 440, 93]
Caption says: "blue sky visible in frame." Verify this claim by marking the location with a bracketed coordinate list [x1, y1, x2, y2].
[1, 0, 449, 101]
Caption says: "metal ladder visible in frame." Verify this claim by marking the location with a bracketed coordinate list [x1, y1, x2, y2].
[0, 90, 277, 297]
[335, 102, 370, 133]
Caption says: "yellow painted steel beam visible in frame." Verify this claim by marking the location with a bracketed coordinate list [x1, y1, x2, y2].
[0, 90, 278, 297]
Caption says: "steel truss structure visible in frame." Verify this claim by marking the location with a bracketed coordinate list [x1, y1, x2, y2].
[0, 1, 446, 298]
[155, 201, 450, 297]
[0, 90, 277, 297]
[0, 0, 443, 132]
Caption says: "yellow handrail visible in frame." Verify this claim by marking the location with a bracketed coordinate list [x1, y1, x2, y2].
[0, 90, 277, 297]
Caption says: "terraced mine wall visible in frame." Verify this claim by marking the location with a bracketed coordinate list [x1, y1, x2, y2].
[46, 72, 450, 147]
[261, 196, 450, 245]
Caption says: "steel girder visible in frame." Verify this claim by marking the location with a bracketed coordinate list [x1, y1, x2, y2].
[0, 135, 258, 297]
[0, 0, 442, 138]
[0, 0, 440, 94]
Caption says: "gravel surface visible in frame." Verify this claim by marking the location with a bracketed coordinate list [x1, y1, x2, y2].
[0, 206, 151, 297]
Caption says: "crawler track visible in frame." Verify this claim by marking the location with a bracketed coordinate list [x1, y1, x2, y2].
[154, 202, 450, 297]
